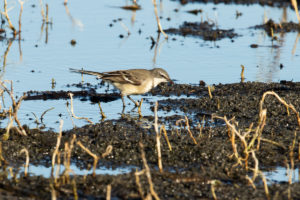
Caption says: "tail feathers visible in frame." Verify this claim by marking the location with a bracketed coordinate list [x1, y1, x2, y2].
[69, 68, 103, 77]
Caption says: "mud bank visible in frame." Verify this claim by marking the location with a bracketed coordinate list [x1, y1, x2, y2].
[0, 81, 300, 199]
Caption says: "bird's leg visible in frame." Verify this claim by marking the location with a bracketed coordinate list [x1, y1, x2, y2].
[121, 95, 126, 108]
[127, 95, 139, 107]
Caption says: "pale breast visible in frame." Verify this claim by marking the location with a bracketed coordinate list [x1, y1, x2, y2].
[113, 80, 154, 95]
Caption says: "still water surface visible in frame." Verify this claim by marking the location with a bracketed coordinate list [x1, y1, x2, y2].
[0, 0, 299, 130]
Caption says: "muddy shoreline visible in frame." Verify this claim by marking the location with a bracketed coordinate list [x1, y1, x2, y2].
[0, 81, 300, 199]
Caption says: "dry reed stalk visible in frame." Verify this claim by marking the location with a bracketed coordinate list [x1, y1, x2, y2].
[139, 142, 160, 200]
[208, 85, 213, 99]
[260, 171, 270, 200]
[2, 0, 17, 37]
[0, 81, 27, 136]
[289, 131, 297, 181]
[291, 0, 300, 24]
[152, 0, 168, 39]
[50, 183, 57, 200]
[120, 21, 131, 35]
[98, 102, 106, 120]
[39, 0, 46, 21]
[20, 148, 29, 177]
[250, 150, 259, 182]
[54, 151, 61, 185]
[76, 141, 99, 176]
[240, 65, 245, 83]
[160, 125, 172, 151]
[106, 184, 111, 200]
[68, 93, 94, 124]
[0, 142, 8, 166]
[184, 116, 198, 144]
[138, 98, 143, 118]
[213, 115, 253, 167]
[210, 180, 218, 200]
[72, 178, 78, 200]
[18, 0, 25, 41]
[135, 169, 145, 199]
[3, 107, 13, 140]
[260, 91, 300, 127]
[52, 120, 63, 169]
[292, 33, 300, 56]
[298, 143, 300, 161]
[260, 138, 286, 150]
[245, 175, 256, 189]
[154, 102, 163, 172]
[40, 107, 54, 124]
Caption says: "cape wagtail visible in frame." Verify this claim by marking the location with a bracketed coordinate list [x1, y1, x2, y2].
[70, 68, 173, 107]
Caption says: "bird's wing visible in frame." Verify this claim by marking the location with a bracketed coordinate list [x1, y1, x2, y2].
[69, 68, 103, 77]
[102, 70, 146, 85]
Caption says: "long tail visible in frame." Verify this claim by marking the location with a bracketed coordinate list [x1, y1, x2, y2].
[69, 68, 103, 77]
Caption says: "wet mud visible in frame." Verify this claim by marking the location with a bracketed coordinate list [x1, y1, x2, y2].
[1, 81, 300, 199]
[165, 21, 238, 41]
[254, 19, 300, 37]
[174, 0, 293, 7]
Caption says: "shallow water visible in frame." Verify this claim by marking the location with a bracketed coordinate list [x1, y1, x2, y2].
[0, 0, 300, 130]
[265, 167, 299, 184]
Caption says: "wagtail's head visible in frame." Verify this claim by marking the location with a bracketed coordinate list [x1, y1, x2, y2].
[151, 68, 173, 87]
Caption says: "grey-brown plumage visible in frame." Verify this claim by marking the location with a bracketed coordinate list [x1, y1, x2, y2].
[70, 68, 172, 107]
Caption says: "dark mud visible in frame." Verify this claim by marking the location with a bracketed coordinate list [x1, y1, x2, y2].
[1, 81, 300, 199]
[254, 19, 300, 37]
[165, 21, 238, 41]
[173, 0, 294, 7]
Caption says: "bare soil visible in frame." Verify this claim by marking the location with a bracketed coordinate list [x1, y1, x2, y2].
[0, 81, 300, 199]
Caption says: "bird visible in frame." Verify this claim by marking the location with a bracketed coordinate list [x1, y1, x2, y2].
[70, 68, 173, 108]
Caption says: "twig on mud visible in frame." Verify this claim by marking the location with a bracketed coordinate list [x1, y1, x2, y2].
[160, 125, 172, 151]
[139, 142, 160, 200]
[106, 184, 111, 200]
[102, 145, 113, 158]
[76, 141, 98, 176]
[152, 0, 168, 39]
[154, 101, 163, 172]
[68, 93, 93, 124]
[20, 148, 29, 177]
[185, 116, 198, 144]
